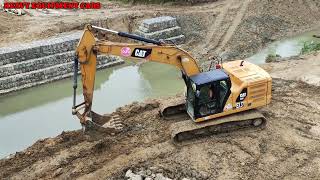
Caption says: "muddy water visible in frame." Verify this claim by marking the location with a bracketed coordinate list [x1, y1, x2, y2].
[247, 29, 320, 64]
[0, 61, 184, 158]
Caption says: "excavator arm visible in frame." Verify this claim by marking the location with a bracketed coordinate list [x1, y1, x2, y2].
[72, 24, 200, 130]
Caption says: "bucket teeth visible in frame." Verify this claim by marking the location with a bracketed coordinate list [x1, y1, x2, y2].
[84, 111, 123, 133]
[102, 115, 123, 130]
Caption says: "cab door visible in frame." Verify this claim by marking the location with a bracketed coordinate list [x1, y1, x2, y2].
[186, 80, 196, 118]
[216, 79, 232, 112]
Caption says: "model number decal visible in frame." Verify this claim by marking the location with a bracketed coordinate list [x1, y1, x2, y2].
[236, 102, 244, 108]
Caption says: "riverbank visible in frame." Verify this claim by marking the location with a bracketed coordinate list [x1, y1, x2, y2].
[261, 51, 320, 86]
[0, 32, 125, 94]
[247, 29, 320, 64]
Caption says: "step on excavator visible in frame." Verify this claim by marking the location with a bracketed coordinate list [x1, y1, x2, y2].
[72, 24, 272, 142]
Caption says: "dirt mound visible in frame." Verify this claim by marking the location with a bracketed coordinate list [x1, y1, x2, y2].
[1, 77, 320, 179]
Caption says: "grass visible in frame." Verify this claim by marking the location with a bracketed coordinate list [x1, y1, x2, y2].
[265, 53, 281, 63]
[301, 41, 320, 54]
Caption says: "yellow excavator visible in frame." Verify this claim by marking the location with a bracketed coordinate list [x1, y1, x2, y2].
[72, 24, 272, 142]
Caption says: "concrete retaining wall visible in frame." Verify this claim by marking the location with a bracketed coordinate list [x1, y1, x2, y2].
[0, 32, 124, 95]
[135, 16, 185, 44]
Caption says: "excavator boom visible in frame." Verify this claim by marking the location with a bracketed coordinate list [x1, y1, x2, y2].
[73, 25, 200, 126]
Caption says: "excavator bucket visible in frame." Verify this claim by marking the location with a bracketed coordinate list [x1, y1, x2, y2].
[91, 111, 123, 133]
[86, 111, 123, 133]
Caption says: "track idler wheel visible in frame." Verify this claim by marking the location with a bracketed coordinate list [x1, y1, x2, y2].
[252, 118, 264, 127]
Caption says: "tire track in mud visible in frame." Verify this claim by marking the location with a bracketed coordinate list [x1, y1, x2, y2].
[200, 0, 233, 53]
[304, 0, 319, 16]
[215, 0, 252, 53]
[196, 0, 252, 60]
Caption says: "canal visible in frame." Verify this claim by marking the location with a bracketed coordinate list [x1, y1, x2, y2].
[247, 29, 320, 64]
[0, 61, 184, 158]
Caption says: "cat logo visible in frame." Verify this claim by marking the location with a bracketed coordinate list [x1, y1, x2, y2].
[131, 48, 152, 58]
[135, 49, 146, 57]
[236, 88, 247, 102]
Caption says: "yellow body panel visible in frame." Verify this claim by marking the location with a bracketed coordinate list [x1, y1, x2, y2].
[195, 60, 272, 122]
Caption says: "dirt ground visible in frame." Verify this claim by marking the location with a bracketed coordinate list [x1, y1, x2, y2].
[1, 53, 320, 179]
[1, 0, 320, 179]
[262, 52, 320, 86]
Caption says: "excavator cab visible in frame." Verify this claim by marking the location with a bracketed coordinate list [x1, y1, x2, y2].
[185, 69, 231, 121]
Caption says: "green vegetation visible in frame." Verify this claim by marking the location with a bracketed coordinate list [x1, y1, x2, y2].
[301, 41, 320, 54]
[265, 53, 281, 63]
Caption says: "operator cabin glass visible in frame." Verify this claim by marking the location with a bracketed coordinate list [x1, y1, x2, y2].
[186, 70, 231, 120]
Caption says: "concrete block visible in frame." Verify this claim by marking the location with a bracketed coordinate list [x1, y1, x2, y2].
[0, 51, 75, 77]
[165, 34, 185, 44]
[0, 56, 124, 94]
[0, 32, 81, 66]
[141, 16, 177, 33]
[136, 26, 182, 40]
[0, 32, 123, 94]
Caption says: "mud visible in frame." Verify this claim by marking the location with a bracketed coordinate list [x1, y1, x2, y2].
[1, 70, 320, 179]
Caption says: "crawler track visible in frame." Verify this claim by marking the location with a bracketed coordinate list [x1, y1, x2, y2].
[170, 109, 266, 142]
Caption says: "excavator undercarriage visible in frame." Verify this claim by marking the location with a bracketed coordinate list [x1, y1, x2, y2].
[159, 97, 266, 142]
[169, 109, 266, 142]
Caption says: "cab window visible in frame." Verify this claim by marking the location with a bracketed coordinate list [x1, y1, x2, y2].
[218, 80, 229, 107]
[197, 84, 217, 116]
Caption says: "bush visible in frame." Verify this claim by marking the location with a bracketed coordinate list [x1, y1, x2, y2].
[301, 41, 320, 54]
[265, 53, 281, 63]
